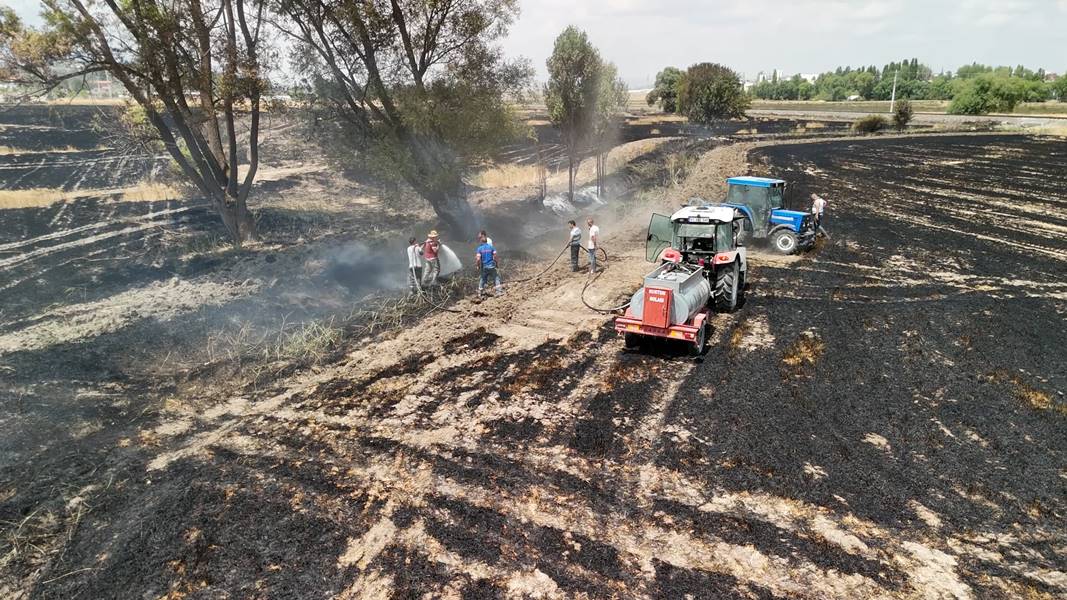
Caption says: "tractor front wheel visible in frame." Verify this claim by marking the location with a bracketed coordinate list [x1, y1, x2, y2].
[715, 262, 739, 312]
[771, 230, 798, 254]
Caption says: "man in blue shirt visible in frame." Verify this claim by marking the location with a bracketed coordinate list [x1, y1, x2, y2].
[475, 231, 503, 298]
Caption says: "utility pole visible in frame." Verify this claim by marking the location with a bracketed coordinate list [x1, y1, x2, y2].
[889, 70, 899, 113]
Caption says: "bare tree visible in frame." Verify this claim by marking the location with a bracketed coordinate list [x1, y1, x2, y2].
[0, 0, 268, 246]
[276, 0, 528, 239]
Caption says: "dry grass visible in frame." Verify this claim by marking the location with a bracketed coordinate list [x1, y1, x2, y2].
[1016, 382, 1063, 415]
[1031, 124, 1067, 137]
[0, 145, 97, 155]
[471, 163, 546, 189]
[988, 371, 1065, 416]
[0, 182, 182, 209]
[782, 332, 825, 367]
[118, 182, 183, 203]
[626, 114, 687, 126]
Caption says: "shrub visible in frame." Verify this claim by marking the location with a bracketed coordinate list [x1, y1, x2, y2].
[892, 100, 913, 130]
[852, 114, 887, 133]
[677, 62, 750, 123]
[948, 74, 1024, 115]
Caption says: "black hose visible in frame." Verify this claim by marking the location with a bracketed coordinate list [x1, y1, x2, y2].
[418, 244, 612, 314]
[506, 243, 571, 284]
[580, 262, 633, 314]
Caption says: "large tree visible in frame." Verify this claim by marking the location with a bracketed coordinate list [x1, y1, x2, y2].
[677, 62, 749, 123]
[544, 25, 600, 203]
[645, 66, 681, 113]
[1, 0, 268, 245]
[277, 0, 528, 239]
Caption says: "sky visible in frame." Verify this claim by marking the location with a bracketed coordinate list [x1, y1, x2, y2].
[7, 0, 1067, 88]
[501, 0, 1067, 88]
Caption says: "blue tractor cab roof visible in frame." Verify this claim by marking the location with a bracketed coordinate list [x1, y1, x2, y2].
[726, 176, 785, 187]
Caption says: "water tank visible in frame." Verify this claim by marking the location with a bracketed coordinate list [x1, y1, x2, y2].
[629, 265, 711, 325]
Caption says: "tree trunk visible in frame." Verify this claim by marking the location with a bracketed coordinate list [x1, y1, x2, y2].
[213, 193, 257, 246]
[568, 154, 576, 203]
[596, 152, 604, 197]
[427, 188, 478, 240]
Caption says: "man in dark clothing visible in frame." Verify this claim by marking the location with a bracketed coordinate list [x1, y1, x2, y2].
[568, 220, 582, 272]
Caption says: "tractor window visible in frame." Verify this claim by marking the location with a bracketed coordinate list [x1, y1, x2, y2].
[646, 213, 672, 262]
[769, 186, 784, 209]
[716, 224, 732, 250]
[726, 185, 768, 210]
[675, 224, 716, 238]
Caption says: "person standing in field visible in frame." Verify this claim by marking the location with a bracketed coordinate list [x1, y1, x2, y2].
[421, 230, 441, 288]
[568, 220, 582, 272]
[406, 236, 423, 294]
[811, 193, 828, 235]
[586, 217, 600, 274]
[475, 231, 503, 298]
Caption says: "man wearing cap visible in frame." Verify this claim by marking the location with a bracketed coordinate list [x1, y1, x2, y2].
[421, 230, 441, 288]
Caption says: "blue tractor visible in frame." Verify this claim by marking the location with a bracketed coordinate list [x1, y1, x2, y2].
[721, 176, 815, 254]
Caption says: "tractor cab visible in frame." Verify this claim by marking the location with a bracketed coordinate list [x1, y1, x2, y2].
[645, 204, 748, 264]
[722, 176, 815, 254]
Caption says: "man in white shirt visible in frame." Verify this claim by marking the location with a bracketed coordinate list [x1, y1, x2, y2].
[568, 220, 581, 272]
[810, 193, 827, 235]
[586, 217, 600, 274]
[406, 237, 423, 293]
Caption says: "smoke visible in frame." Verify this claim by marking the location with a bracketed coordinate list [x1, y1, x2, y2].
[542, 185, 607, 216]
[324, 240, 408, 295]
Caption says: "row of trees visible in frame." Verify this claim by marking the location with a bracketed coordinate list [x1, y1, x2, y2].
[1, 0, 530, 242]
[746, 59, 1067, 114]
[543, 26, 626, 202]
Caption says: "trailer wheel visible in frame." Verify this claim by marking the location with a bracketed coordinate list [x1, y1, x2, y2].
[771, 230, 798, 254]
[689, 322, 707, 356]
[624, 332, 640, 349]
[715, 262, 739, 312]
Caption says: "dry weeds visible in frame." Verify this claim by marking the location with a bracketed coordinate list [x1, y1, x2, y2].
[0, 145, 101, 155]
[470, 163, 546, 189]
[0, 182, 182, 209]
[782, 331, 825, 367]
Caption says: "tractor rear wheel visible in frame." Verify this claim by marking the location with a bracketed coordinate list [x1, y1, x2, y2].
[688, 322, 707, 356]
[771, 229, 798, 254]
[624, 332, 640, 349]
[715, 262, 739, 312]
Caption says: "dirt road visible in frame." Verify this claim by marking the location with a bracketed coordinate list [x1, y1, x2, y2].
[748, 108, 1067, 130]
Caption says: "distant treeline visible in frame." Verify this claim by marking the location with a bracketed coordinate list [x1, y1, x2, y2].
[749, 59, 1067, 114]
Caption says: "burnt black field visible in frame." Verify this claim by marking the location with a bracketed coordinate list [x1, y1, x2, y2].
[2, 108, 1065, 600]
[10, 133, 1063, 599]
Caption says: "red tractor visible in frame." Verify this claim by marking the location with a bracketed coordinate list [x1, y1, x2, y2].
[615, 203, 748, 355]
